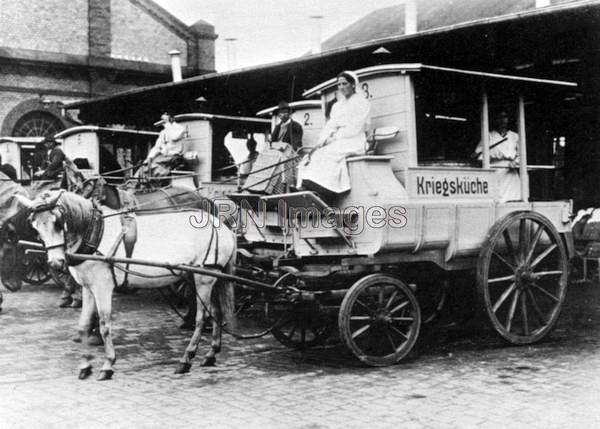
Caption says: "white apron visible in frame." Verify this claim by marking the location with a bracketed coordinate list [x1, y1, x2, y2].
[476, 130, 521, 202]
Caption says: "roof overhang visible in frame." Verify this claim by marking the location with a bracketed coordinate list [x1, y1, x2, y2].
[303, 63, 577, 97]
[66, 0, 599, 126]
[256, 100, 322, 117]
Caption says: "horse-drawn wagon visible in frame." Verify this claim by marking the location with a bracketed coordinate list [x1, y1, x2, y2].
[228, 63, 578, 365]
[16, 64, 580, 378]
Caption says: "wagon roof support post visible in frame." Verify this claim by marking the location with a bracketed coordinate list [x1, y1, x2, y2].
[518, 94, 529, 202]
[480, 89, 490, 169]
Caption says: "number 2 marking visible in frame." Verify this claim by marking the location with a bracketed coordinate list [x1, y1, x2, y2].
[304, 113, 312, 126]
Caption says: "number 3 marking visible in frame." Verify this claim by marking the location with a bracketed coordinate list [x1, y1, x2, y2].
[362, 83, 372, 99]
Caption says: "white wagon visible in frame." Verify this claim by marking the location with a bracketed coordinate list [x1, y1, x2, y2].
[233, 64, 578, 366]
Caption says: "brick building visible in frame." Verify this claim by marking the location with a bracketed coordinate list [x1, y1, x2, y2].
[0, 0, 216, 137]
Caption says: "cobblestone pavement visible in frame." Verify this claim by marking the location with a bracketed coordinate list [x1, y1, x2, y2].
[1, 278, 599, 429]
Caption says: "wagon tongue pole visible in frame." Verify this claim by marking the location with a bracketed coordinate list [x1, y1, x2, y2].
[63, 252, 295, 294]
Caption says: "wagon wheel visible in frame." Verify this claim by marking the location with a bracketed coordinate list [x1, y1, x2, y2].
[339, 274, 421, 366]
[269, 271, 332, 349]
[22, 252, 51, 285]
[477, 211, 568, 344]
[270, 302, 332, 349]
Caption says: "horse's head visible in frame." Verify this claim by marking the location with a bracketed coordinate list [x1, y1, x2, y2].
[16, 191, 69, 271]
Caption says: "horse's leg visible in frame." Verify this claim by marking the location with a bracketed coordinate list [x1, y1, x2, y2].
[200, 306, 221, 367]
[77, 286, 96, 380]
[174, 274, 215, 374]
[89, 269, 116, 381]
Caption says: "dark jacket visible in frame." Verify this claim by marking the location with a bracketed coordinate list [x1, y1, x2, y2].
[271, 120, 303, 151]
[42, 147, 66, 179]
[0, 164, 17, 181]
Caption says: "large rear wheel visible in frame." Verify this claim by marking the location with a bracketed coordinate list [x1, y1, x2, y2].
[477, 211, 568, 344]
[339, 274, 421, 366]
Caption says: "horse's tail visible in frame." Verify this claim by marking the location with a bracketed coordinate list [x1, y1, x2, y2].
[212, 233, 236, 328]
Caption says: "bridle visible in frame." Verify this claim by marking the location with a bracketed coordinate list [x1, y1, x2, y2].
[29, 191, 104, 265]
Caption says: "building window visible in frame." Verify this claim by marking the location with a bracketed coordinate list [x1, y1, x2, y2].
[13, 111, 65, 137]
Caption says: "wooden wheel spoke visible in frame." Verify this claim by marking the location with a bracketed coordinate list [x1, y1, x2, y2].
[520, 291, 529, 336]
[505, 290, 521, 332]
[530, 244, 557, 269]
[525, 288, 546, 325]
[533, 270, 563, 277]
[385, 290, 399, 310]
[351, 323, 372, 339]
[524, 224, 545, 265]
[390, 315, 414, 322]
[300, 328, 306, 344]
[350, 316, 372, 321]
[503, 230, 518, 265]
[492, 282, 516, 313]
[518, 219, 528, 261]
[355, 299, 374, 314]
[389, 300, 409, 314]
[389, 324, 409, 341]
[492, 251, 516, 271]
[385, 329, 398, 352]
[488, 274, 516, 284]
[378, 287, 384, 305]
[531, 282, 559, 302]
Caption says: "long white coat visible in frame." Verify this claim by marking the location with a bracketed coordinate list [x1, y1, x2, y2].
[297, 93, 370, 194]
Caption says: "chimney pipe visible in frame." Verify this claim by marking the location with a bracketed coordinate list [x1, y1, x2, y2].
[224, 38, 238, 70]
[309, 15, 324, 54]
[404, 0, 417, 35]
[169, 50, 182, 82]
[535, 0, 550, 7]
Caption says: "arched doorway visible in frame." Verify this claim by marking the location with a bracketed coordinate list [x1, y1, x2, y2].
[12, 111, 65, 137]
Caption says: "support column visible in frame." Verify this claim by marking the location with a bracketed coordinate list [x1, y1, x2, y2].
[480, 91, 490, 169]
[518, 95, 529, 202]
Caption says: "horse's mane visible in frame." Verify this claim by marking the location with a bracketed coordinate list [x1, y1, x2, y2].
[35, 190, 95, 237]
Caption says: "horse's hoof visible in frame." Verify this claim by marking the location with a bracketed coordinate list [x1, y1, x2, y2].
[97, 369, 114, 381]
[174, 362, 191, 374]
[78, 366, 92, 380]
[200, 356, 216, 367]
[87, 334, 104, 346]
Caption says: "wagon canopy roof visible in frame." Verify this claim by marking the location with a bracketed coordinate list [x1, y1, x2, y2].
[0, 136, 45, 144]
[256, 100, 323, 117]
[170, 113, 271, 125]
[54, 126, 159, 139]
[302, 63, 578, 97]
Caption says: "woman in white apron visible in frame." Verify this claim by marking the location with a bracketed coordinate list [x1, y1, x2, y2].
[297, 71, 370, 195]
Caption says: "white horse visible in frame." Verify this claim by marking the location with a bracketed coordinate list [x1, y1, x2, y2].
[17, 190, 237, 380]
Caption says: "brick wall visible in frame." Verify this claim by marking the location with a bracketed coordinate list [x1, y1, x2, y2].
[0, 0, 88, 56]
[110, 0, 188, 65]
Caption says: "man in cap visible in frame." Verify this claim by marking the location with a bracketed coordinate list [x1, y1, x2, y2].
[270, 101, 303, 151]
[35, 136, 66, 180]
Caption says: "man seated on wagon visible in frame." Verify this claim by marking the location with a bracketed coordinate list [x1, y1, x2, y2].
[34, 136, 66, 180]
[473, 109, 521, 202]
[270, 101, 303, 152]
[297, 71, 370, 197]
[136, 112, 186, 180]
